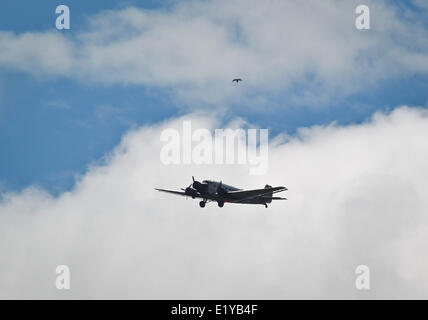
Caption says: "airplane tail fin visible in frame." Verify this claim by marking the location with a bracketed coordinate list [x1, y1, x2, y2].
[264, 184, 273, 203]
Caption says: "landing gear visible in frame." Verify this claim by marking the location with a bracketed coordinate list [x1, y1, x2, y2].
[199, 201, 206, 208]
[218, 201, 224, 208]
[264, 204, 268, 208]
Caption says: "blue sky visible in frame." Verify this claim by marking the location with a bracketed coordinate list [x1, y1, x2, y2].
[0, 0, 427, 194]
[0, 0, 178, 193]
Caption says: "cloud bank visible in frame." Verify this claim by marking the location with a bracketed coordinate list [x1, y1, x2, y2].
[1, 106, 428, 299]
[0, 0, 428, 106]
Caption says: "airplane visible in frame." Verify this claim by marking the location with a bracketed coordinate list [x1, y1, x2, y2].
[155, 177, 287, 208]
[232, 78, 243, 83]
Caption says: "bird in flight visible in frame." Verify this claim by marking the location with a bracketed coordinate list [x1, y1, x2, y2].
[232, 78, 243, 83]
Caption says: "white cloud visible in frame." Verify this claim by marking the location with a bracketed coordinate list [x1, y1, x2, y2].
[1, 106, 428, 299]
[0, 31, 74, 76]
[0, 0, 427, 106]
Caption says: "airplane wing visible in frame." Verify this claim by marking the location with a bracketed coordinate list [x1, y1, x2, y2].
[155, 188, 202, 199]
[227, 186, 287, 201]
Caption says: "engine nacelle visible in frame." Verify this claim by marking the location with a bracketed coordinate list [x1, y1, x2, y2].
[184, 187, 198, 198]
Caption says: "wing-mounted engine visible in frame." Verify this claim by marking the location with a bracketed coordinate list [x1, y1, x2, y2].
[184, 186, 198, 198]
[180, 176, 203, 198]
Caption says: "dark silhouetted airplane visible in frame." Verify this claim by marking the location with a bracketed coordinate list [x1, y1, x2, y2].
[155, 177, 287, 208]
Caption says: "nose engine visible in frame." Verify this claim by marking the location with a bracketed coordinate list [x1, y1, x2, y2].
[192, 180, 208, 194]
[188, 177, 229, 197]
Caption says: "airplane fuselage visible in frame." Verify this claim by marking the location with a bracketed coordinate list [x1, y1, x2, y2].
[192, 180, 277, 206]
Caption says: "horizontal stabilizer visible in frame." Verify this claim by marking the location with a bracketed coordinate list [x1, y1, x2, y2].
[267, 196, 287, 200]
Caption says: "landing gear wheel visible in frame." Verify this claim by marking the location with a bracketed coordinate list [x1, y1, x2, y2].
[199, 201, 206, 208]
[218, 201, 224, 208]
[265, 204, 268, 208]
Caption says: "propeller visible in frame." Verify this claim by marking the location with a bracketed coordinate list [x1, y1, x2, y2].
[192, 176, 201, 189]
[181, 183, 192, 193]
[182, 176, 195, 192]
[181, 181, 193, 191]
[190, 176, 208, 195]
[182, 176, 198, 198]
